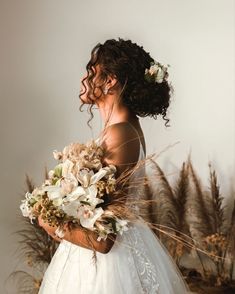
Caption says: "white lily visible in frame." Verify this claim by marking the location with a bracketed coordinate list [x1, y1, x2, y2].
[86, 184, 98, 201]
[66, 186, 86, 202]
[79, 193, 104, 208]
[32, 187, 45, 197]
[74, 168, 108, 204]
[76, 167, 111, 188]
[96, 224, 113, 242]
[116, 218, 129, 234]
[53, 173, 102, 207]
[61, 200, 81, 218]
[20, 200, 31, 217]
[20, 200, 35, 224]
[43, 181, 65, 201]
[78, 206, 104, 230]
[62, 159, 74, 178]
[60, 172, 78, 195]
[65, 181, 99, 203]
[90, 168, 109, 184]
[76, 169, 94, 187]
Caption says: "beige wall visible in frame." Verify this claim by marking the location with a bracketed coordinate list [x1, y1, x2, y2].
[0, 0, 234, 292]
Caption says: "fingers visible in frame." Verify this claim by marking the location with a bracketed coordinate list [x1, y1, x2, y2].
[37, 215, 63, 243]
[49, 234, 62, 243]
[38, 215, 44, 227]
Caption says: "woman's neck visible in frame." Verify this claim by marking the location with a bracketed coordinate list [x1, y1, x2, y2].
[96, 95, 138, 127]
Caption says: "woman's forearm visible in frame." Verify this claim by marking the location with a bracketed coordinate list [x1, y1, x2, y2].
[62, 226, 116, 254]
[38, 215, 115, 254]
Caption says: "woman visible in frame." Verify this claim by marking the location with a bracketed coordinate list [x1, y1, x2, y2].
[38, 38, 189, 293]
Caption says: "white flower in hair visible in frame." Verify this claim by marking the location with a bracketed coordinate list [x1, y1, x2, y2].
[144, 61, 169, 84]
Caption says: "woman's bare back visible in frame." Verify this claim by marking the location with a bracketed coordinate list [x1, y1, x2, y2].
[100, 120, 146, 177]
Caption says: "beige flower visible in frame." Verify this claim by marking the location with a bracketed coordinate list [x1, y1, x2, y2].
[53, 150, 63, 160]
[145, 61, 169, 84]
[60, 174, 78, 195]
[62, 159, 74, 178]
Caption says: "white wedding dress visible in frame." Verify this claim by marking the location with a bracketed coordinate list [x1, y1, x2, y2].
[38, 131, 189, 294]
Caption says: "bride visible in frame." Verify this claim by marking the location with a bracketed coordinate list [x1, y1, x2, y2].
[38, 38, 189, 293]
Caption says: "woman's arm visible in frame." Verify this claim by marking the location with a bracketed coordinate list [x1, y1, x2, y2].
[38, 214, 116, 254]
[38, 123, 140, 254]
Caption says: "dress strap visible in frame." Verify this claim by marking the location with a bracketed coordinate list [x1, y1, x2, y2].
[127, 122, 144, 159]
[126, 122, 139, 141]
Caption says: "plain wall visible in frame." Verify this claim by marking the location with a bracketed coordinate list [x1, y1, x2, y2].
[0, 0, 234, 292]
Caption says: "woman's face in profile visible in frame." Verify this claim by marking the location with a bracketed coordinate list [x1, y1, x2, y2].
[79, 64, 104, 104]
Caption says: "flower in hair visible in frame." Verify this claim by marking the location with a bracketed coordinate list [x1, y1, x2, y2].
[144, 61, 169, 84]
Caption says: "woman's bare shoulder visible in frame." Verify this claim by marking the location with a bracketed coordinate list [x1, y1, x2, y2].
[101, 122, 139, 149]
[100, 122, 141, 175]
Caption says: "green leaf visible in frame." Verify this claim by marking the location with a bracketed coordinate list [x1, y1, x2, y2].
[107, 218, 117, 233]
[29, 198, 37, 206]
[144, 74, 155, 83]
[80, 201, 91, 206]
[54, 165, 62, 178]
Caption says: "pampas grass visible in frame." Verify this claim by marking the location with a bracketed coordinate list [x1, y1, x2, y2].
[208, 162, 225, 233]
[7, 153, 235, 293]
[173, 161, 191, 263]
[5, 271, 41, 294]
[5, 172, 59, 293]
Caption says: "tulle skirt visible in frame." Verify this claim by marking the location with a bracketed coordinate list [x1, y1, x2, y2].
[38, 218, 189, 294]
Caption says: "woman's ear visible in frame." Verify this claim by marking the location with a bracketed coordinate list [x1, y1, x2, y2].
[106, 74, 118, 92]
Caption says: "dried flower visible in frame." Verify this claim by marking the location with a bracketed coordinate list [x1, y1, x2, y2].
[144, 60, 169, 84]
[20, 139, 128, 241]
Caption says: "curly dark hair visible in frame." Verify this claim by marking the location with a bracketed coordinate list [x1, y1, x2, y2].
[79, 38, 173, 127]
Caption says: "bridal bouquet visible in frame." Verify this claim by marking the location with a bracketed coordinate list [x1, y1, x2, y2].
[20, 139, 129, 241]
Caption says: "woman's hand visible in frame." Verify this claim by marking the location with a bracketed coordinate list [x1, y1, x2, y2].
[38, 215, 63, 243]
